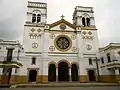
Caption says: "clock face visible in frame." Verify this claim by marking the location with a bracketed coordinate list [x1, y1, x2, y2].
[55, 35, 72, 51]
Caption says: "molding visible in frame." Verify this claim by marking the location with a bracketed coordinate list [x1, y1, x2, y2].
[49, 30, 77, 33]
[86, 68, 96, 70]
[27, 68, 39, 70]
[28, 1, 47, 4]
[27, 6, 47, 9]
[24, 23, 45, 27]
[48, 52, 78, 54]
[83, 54, 96, 55]
[81, 27, 97, 30]
[25, 52, 42, 54]
[49, 19, 76, 29]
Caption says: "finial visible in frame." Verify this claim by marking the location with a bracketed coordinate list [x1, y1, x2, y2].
[61, 14, 65, 19]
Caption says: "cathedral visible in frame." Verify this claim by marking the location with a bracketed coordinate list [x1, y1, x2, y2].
[0, 1, 120, 84]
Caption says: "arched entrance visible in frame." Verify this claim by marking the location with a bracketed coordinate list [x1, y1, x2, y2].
[71, 64, 78, 81]
[88, 70, 96, 81]
[48, 64, 56, 82]
[58, 62, 69, 81]
[28, 70, 37, 82]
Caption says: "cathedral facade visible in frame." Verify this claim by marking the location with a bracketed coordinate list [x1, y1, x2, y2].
[0, 1, 120, 84]
[23, 1, 99, 83]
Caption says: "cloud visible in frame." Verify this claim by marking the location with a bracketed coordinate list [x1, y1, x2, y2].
[0, 0, 26, 41]
[0, 0, 120, 47]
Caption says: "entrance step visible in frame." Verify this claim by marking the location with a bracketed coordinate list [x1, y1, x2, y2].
[12, 83, 120, 88]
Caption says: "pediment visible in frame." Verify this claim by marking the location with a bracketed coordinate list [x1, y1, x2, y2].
[49, 19, 76, 31]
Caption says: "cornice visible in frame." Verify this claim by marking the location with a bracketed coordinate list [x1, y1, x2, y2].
[48, 52, 78, 54]
[27, 6, 47, 9]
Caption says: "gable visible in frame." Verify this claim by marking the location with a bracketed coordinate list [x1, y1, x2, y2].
[49, 19, 76, 31]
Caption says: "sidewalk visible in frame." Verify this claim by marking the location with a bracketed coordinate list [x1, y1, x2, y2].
[11, 82, 120, 88]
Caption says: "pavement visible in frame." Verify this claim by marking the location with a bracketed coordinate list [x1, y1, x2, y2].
[1, 82, 120, 90]
[11, 82, 120, 88]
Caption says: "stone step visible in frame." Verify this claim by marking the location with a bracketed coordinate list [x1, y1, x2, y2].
[10, 83, 120, 88]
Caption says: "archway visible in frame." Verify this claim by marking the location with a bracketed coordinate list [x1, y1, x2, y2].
[58, 62, 69, 81]
[28, 70, 37, 82]
[88, 70, 96, 81]
[71, 64, 78, 81]
[48, 64, 56, 82]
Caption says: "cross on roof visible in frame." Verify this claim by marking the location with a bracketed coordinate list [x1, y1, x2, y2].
[61, 14, 65, 19]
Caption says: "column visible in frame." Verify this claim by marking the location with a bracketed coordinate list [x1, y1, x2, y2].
[69, 68, 72, 82]
[0, 68, 3, 84]
[56, 67, 58, 82]
[115, 69, 119, 75]
[115, 69, 120, 82]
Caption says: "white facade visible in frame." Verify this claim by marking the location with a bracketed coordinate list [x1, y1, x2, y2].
[99, 43, 120, 76]
[22, 1, 99, 81]
[0, 1, 120, 84]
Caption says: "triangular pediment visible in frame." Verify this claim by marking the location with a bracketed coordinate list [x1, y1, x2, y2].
[49, 19, 76, 31]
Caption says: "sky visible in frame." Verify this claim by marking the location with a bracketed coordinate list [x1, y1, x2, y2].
[0, 0, 120, 47]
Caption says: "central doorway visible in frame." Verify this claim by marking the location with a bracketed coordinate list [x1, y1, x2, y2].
[58, 62, 69, 81]
[88, 70, 96, 81]
[28, 70, 37, 82]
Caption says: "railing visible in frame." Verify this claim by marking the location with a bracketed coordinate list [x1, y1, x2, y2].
[0, 57, 23, 67]
[106, 60, 120, 69]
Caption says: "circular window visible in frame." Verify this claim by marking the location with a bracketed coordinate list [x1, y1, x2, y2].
[49, 46, 55, 51]
[88, 31, 92, 35]
[83, 31, 86, 35]
[54, 35, 72, 51]
[60, 24, 66, 30]
[86, 44, 92, 50]
[32, 43, 38, 49]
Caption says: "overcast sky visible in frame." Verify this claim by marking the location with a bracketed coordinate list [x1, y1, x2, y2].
[0, 0, 120, 47]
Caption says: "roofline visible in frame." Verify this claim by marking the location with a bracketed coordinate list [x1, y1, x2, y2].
[100, 43, 120, 51]
[75, 6, 93, 9]
[28, 1, 47, 4]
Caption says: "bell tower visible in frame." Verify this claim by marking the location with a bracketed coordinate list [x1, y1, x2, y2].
[25, 1, 47, 24]
[73, 6, 99, 57]
[23, 1, 47, 53]
[73, 6, 95, 27]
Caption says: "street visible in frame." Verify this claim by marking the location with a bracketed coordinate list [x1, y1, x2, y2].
[1, 86, 120, 90]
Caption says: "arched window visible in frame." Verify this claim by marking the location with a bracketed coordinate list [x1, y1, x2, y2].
[32, 57, 36, 65]
[82, 17, 86, 27]
[107, 53, 111, 63]
[32, 14, 36, 23]
[89, 58, 93, 65]
[37, 14, 41, 23]
[86, 18, 90, 26]
[101, 57, 104, 64]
